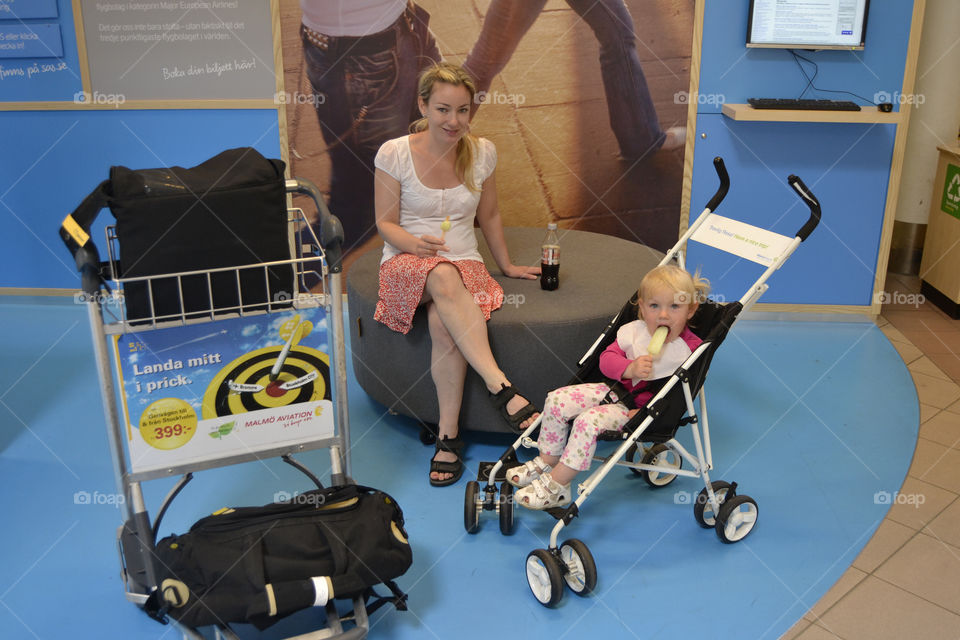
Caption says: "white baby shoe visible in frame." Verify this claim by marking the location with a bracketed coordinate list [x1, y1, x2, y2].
[505, 456, 553, 488]
[515, 475, 571, 510]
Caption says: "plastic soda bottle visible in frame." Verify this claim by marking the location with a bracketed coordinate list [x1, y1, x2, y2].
[540, 223, 560, 291]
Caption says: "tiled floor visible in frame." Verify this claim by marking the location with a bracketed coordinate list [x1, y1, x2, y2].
[783, 273, 960, 640]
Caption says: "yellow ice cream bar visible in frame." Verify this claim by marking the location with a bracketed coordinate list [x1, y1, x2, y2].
[648, 326, 669, 356]
[440, 216, 451, 232]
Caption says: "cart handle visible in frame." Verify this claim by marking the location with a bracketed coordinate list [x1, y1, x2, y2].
[705, 157, 730, 212]
[286, 178, 345, 274]
[788, 175, 821, 241]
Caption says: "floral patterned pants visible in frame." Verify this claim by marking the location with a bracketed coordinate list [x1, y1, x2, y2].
[537, 383, 631, 471]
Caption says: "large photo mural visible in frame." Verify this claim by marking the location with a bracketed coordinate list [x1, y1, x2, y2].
[279, 0, 694, 262]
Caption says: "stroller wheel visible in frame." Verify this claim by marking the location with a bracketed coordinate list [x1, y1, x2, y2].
[498, 482, 515, 536]
[464, 481, 481, 534]
[693, 480, 734, 528]
[559, 539, 597, 596]
[640, 443, 682, 487]
[715, 494, 758, 543]
[624, 443, 648, 476]
[526, 549, 564, 607]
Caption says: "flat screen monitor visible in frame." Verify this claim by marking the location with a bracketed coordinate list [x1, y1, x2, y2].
[746, 0, 870, 50]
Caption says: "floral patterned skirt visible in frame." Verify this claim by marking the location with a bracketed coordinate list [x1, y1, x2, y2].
[374, 254, 504, 334]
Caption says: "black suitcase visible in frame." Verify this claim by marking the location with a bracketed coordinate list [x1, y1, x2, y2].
[61, 147, 294, 322]
[145, 484, 412, 629]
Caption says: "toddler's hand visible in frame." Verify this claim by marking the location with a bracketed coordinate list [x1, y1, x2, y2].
[625, 355, 653, 381]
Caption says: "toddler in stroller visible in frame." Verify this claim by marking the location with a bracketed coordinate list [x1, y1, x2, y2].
[507, 265, 710, 509]
[463, 157, 823, 607]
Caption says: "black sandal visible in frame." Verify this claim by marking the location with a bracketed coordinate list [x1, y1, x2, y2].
[429, 435, 464, 487]
[490, 384, 540, 434]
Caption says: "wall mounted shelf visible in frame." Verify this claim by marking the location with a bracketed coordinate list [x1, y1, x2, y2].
[721, 103, 903, 124]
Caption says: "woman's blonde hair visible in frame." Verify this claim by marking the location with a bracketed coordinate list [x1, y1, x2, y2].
[638, 265, 711, 307]
[411, 62, 481, 192]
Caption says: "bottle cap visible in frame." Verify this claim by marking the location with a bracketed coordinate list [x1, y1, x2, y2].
[547, 223, 557, 230]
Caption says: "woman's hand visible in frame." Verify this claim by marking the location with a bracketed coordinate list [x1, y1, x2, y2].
[502, 263, 540, 280]
[623, 355, 653, 381]
[413, 235, 449, 258]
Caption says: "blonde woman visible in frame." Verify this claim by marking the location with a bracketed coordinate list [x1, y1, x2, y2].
[373, 62, 540, 486]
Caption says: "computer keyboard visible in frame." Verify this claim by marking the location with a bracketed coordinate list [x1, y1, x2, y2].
[748, 98, 861, 111]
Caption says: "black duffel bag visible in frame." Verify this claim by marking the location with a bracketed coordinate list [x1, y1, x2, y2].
[60, 147, 294, 322]
[144, 484, 412, 630]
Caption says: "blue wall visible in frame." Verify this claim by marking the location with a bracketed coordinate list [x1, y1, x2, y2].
[0, 109, 282, 289]
[0, 0, 283, 290]
[687, 0, 916, 306]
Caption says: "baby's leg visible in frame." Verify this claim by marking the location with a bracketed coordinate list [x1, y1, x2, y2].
[537, 383, 611, 460]
[558, 403, 631, 472]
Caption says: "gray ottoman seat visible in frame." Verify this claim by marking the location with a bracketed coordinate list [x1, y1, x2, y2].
[346, 227, 662, 433]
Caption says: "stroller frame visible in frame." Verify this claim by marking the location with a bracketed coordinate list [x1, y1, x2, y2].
[463, 157, 822, 607]
[63, 176, 384, 638]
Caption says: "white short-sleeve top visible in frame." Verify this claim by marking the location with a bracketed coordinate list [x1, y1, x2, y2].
[374, 135, 497, 265]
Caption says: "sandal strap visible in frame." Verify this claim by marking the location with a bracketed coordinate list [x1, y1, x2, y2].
[489, 384, 540, 432]
[435, 436, 464, 455]
[430, 458, 462, 474]
[490, 383, 518, 410]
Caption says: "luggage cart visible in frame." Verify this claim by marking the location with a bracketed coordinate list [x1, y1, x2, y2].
[62, 173, 377, 639]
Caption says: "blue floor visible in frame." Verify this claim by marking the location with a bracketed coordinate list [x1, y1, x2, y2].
[0, 298, 918, 639]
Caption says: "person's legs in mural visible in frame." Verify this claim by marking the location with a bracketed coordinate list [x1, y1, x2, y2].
[566, 0, 684, 159]
[465, 0, 683, 158]
[301, 8, 441, 255]
[462, 0, 547, 113]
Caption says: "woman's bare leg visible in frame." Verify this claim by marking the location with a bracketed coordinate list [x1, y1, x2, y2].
[424, 263, 537, 428]
[427, 301, 467, 482]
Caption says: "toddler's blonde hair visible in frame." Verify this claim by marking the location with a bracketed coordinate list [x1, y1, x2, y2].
[638, 264, 710, 307]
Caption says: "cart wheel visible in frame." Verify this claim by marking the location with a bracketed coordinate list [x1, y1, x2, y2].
[624, 443, 649, 476]
[498, 482, 515, 536]
[641, 443, 682, 487]
[526, 549, 564, 607]
[715, 494, 758, 543]
[464, 481, 481, 534]
[559, 539, 597, 596]
[693, 480, 734, 528]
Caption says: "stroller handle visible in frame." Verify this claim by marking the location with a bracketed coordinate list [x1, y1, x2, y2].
[705, 157, 730, 212]
[787, 175, 821, 242]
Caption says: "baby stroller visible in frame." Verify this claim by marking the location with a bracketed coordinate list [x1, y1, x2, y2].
[463, 157, 821, 607]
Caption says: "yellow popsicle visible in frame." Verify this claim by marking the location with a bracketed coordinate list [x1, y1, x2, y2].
[440, 216, 451, 241]
[647, 326, 669, 357]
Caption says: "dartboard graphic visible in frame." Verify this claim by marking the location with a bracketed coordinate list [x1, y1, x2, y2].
[201, 345, 331, 419]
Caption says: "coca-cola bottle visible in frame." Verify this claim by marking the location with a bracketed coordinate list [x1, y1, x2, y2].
[540, 223, 560, 291]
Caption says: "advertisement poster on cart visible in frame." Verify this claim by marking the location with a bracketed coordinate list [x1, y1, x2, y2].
[114, 309, 334, 474]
